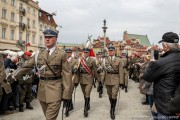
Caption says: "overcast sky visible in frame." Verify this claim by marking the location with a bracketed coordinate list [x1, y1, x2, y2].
[38, 0, 180, 45]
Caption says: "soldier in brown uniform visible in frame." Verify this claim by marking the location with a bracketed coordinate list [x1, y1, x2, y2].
[121, 54, 129, 93]
[78, 48, 97, 117]
[104, 46, 124, 120]
[96, 51, 105, 98]
[18, 52, 33, 112]
[0, 54, 6, 103]
[13, 28, 72, 120]
[64, 48, 78, 117]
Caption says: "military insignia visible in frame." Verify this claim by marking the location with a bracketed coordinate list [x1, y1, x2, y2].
[54, 65, 58, 69]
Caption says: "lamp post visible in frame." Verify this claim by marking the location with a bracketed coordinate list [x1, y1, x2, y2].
[102, 19, 108, 56]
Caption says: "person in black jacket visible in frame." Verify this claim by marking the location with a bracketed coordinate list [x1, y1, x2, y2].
[168, 84, 180, 117]
[143, 32, 180, 120]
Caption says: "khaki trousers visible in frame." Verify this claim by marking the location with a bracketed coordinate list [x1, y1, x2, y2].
[80, 84, 93, 97]
[39, 100, 61, 120]
[124, 73, 129, 86]
[106, 85, 119, 99]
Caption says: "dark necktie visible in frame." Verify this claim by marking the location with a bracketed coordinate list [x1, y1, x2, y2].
[47, 49, 50, 59]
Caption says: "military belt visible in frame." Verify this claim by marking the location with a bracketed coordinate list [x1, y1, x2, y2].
[80, 71, 89, 74]
[40, 76, 62, 80]
[107, 72, 119, 74]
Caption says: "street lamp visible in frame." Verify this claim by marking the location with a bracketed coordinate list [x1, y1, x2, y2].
[102, 19, 108, 56]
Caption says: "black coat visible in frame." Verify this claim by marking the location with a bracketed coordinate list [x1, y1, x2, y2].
[143, 49, 180, 115]
[168, 85, 180, 113]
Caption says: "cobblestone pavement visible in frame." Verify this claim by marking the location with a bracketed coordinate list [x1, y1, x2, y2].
[0, 79, 151, 120]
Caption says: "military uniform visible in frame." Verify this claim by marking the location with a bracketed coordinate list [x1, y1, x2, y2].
[64, 48, 79, 117]
[78, 48, 97, 117]
[96, 51, 105, 98]
[13, 28, 72, 120]
[0, 54, 6, 102]
[121, 57, 129, 92]
[18, 53, 33, 112]
[104, 46, 124, 119]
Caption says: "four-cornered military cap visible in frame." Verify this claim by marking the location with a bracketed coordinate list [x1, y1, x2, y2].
[83, 48, 90, 52]
[24, 52, 32, 57]
[108, 46, 115, 51]
[43, 28, 58, 37]
[65, 48, 72, 53]
[98, 51, 103, 55]
[158, 32, 179, 43]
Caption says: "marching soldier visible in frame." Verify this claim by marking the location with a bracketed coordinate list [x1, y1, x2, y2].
[18, 52, 33, 112]
[13, 28, 72, 120]
[0, 54, 6, 103]
[120, 54, 129, 93]
[96, 51, 105, 98]
[64, 48, 78, 117]
[78, 48, 97, 117]
[104, 46, 124, 120]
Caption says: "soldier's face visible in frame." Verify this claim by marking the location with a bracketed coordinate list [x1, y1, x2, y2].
[44, 36, 57, 48]
[98, 54, 103, 58]
[108, 50, 115, 56]
[66, 52, 72, 58]
[83, 52, 90, 58]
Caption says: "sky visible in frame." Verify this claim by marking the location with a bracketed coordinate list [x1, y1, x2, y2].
[38, 0, 180, 45]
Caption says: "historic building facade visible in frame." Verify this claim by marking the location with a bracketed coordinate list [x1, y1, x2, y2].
[0, 0, 57, 52]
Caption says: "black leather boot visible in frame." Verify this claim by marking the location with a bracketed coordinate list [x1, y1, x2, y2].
[110, 99, 117, 120]
[109, 98, 112, 114]
[26, 102, 33, 109]
[84, 97, 90, 117]
[65, 100, 70, 117]
[125, 86, 128, 93]
[87, 98, 90, 110]
[19, 104, 24, 112]
[99, 85, 103, 98]
[69, 99, 73, 111]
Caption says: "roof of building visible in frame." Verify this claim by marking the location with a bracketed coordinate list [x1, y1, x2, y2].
[39, 9, 57, 27]
[127, 34, 151, 46]
[97, 36, 111, 43]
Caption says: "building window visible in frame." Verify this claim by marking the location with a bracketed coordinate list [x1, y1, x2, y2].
[40, 36, 43, 45]
[27, 18, 30, 26]
[33, 20, 35, 28]
[10, 30, 15, 40]
[33, 9, 35, 15]
[44, 26, 47, 30]
[39, 11, 42, 17]
[11, 12, 15, 21]
[40, 24, 43, 31]
[2, 9, 7, 19]
[19, 32, 22, 40]
[27, 7, 30, 13]
[19, 16, 23, 23]
[32, 35, 36, 44]
[26, 34, 29, 43]
[20, 3, 23, 9]
[2, 28, 6, 39]
[48, 16, 50, 21]
[11, 0, 15, 6]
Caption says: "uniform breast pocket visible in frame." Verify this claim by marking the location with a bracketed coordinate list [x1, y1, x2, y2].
[114, 63, 119, 69]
